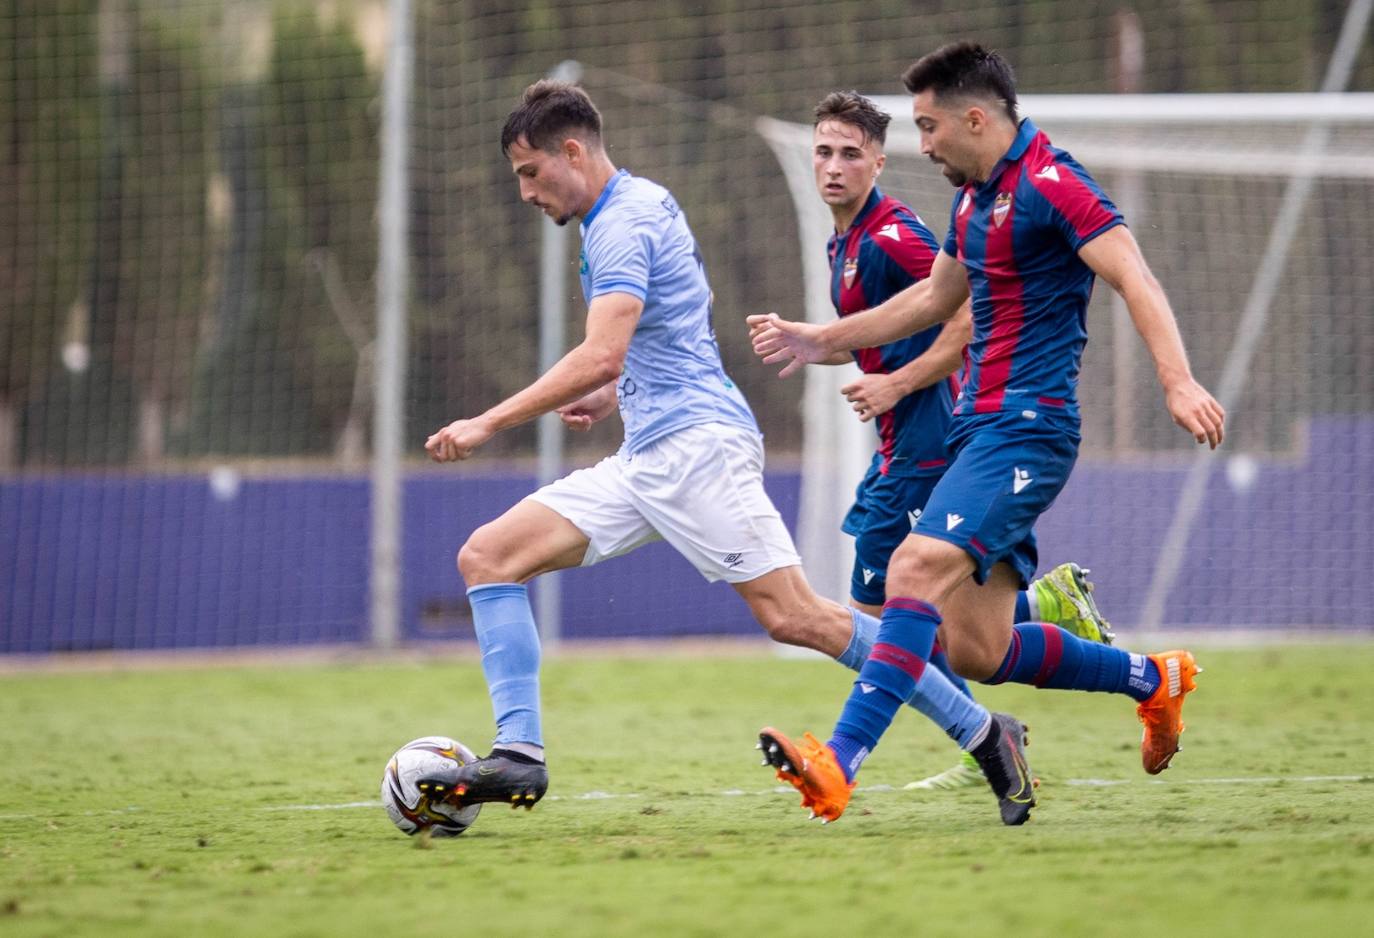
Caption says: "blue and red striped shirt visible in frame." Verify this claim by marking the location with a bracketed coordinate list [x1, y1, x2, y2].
[829, 187, 957, 475]
[943, 119, 1123, 422]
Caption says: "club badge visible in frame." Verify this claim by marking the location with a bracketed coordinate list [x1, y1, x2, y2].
[993, 192, 1012, 228]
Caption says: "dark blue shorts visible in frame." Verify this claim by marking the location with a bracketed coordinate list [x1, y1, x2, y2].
[912, 410, 1080, 588]
[842, 459, 942, 606]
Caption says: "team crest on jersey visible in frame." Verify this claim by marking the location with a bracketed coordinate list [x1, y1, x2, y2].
[843, 257, 858, 288]
[993, 192, 1013, 228]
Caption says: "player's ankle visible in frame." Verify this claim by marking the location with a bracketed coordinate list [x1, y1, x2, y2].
[492, 742, 546, 763]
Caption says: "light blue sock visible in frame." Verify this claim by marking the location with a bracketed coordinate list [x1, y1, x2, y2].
[906, 665, 990, 749]
[836, 607, 879, 669]
[467, 583, 543, 747]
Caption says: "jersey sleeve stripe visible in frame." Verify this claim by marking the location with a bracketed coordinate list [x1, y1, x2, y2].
[591, 279, 648, 300]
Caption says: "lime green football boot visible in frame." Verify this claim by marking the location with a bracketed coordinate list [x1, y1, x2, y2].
[1031, 562, 1116, 645]
[903, 750, 985, 791]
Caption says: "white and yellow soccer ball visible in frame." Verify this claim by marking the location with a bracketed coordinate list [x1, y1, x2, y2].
[380, 736, 482, 837]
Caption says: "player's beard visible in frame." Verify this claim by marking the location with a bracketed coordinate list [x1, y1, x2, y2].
[932, 159, 967, 187]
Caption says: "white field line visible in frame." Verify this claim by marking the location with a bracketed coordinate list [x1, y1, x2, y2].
[261, 773, 1372, 811]
[1064, 774, 1369, 787]
[1, 775, 1366, 821]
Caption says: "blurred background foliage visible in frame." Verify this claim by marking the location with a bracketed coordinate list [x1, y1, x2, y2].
[1, 0, 1369, 466]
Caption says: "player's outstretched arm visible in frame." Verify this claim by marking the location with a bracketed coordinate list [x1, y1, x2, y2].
[841, 302, 972, 422]
[745, 316, 850, 366]
[425, 293, 642, 461]
[1079, 226, 1225, 449]
[748, 249, 969, 378]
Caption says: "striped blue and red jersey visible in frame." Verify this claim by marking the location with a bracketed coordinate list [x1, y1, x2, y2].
[942, 118, 1124, 422]
[829, 187, 958, 476]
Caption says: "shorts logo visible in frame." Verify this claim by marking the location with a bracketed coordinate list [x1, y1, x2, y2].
[859, 683, 876, 694]
[993, 192, 1013, 228]
[946, 513, 964, 531]
[843, 257, 858, 288]
[723, 552, 745, 568]
[908, 508, 922, 526]
[1013, 467, 1033, 494]
[862, 568, 876, 585]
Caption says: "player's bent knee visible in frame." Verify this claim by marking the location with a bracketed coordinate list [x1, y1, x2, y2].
[886, 540, 963, 599]
[458, 526, 516, 585]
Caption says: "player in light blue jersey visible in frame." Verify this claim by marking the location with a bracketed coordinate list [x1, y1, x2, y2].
[420, 80, 1016, 816]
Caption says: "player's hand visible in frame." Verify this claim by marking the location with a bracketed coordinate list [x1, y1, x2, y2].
[841, 373, 905, 422]
[747, 313, 830, 379]
[1165, 379, 1226, 449]
[557, 384, 618, 432]
[425, 417, 494, 462]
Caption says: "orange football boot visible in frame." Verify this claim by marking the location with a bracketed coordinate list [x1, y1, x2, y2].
[757, 727, 855, 823]
[1136, 649, 1201, 774]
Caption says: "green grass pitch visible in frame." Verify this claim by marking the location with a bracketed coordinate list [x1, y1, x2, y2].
[3, 643, 1374, 937]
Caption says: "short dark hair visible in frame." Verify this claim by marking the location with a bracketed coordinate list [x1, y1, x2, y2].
[813, 91, 892, 146]
[500, 80, 603, 157]
[901, 41, 1019, 123]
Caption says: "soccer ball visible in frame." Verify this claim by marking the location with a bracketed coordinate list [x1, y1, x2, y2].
[380, 735, 482, 837]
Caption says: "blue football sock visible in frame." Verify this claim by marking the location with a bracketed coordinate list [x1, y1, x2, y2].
[838, 608, 977, 703]
[983, 622, 1161, 702]
[1015, 590, 1032, 624]
[829, 599, 991, 782]
[467, 583, 543, 746]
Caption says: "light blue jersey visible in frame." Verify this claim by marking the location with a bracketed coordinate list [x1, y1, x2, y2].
[578, 169, 758, 453]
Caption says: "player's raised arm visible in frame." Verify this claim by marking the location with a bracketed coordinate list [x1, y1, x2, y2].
[748, 249, 969, 378]
[1078, 225, 1225, 449]
[425, 292, 642, 461]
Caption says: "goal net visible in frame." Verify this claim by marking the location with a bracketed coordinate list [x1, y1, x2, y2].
[760, 92, 1374, 631]
[4, 2, 1372, 652]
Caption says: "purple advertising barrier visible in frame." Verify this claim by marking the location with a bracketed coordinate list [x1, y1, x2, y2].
[2, 416, 1371, 654]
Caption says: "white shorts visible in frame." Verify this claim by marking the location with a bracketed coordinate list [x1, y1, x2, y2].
[526, 423, 802, 583]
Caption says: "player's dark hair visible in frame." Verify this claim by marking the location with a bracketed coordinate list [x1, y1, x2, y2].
[901, 41, 1019, 123]
[500, 80, 603, 157]
[813, 91, 892, 146]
